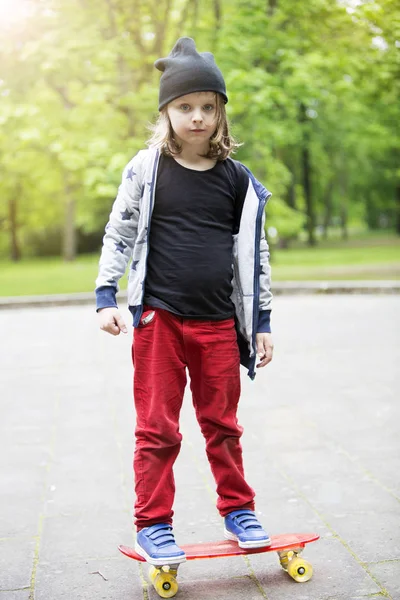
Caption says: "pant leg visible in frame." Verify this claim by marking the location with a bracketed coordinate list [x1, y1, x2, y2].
[184, 317, 255, 516]
[132, 308, 187, 530]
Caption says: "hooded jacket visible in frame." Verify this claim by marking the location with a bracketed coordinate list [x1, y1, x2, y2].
[95, 147, 272, 379]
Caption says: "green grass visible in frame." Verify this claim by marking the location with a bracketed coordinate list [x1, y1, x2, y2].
[272, 234, 400, 281]
[0, 233, 399, 297]
[0, 254, 126, 297]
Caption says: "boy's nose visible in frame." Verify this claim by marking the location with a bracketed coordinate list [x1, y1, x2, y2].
[192, 109, 203, 122]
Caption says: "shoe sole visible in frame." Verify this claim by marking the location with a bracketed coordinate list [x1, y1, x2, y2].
[134, 542, 186, 566]
[224, 528, 272, 549]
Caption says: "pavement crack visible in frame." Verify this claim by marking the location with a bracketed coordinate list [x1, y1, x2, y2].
[28, 394, 60, 600]
[138, 562, 150, 600]
[323, 438, 400, 504]
[242, 556, 270, 599]
[0, 588, 30, 593]
[362, 558, 400, 566]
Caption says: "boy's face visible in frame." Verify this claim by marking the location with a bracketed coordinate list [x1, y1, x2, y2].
[167, 91, 218, 149]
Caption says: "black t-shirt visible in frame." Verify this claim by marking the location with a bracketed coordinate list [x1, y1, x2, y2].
[143, 154, 248, 320]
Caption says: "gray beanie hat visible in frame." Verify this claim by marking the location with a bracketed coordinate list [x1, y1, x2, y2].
[154, 37, 228, 111]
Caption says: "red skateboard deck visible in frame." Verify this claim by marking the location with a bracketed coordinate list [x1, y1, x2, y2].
[119, 533, 319, 597]
[119, 532, 319, 561]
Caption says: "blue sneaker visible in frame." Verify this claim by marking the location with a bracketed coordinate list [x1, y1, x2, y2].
[135, 524, 186, 566]
[224, 510, 271, 549]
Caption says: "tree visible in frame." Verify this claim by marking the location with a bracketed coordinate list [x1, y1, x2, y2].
[0, 0, 398, 261]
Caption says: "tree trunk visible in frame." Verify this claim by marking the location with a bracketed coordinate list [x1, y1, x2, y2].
[299, 103, 315, 246]
[9, 194, 21, 261]
[287, 170, 296, 209]
[192, 0, 199, 30]
[340, 205, 348, 241]
[268, 0, 278, 17]
[302, 144, 316, 246]
[322, 179, 334, 239]
[212, 0, 222, 48]
[339, 169, 348, 240]
[47, 80, 78, 262]
[63, 183, 76, 262]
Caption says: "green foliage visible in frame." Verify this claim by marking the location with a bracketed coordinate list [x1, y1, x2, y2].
[0, 0, 399, 260]
[266, 198, 305, 244]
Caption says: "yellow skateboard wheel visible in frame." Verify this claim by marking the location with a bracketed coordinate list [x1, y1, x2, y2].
[287, 556, 313, 582]
[153, 570, 179, 598]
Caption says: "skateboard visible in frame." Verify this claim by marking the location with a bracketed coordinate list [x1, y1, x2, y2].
[119, 532, 319, 598]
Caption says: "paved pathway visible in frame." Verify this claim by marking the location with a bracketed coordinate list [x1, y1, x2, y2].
[0, 295, 399, 599]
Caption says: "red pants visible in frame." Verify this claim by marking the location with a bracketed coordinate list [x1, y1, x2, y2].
[132, 307, 255, 530]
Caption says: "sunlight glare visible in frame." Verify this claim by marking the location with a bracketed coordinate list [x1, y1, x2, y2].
[0, 0, 31, 27]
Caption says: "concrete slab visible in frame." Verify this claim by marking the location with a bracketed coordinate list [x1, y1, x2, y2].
[249, 536, 381, 599]
[0, 297, 399, 600]
[368, 560, 400, 598]
[35, 557, 143, 600]
[0, 538, 36, 590]
[39, 510, 131, 563]
[0, 592, 31, 600]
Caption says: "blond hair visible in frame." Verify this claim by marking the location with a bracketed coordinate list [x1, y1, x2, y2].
[147, 93, 241, 161]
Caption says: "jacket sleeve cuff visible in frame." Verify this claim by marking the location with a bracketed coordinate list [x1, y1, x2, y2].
[95, 285, 118, 312]
[257, 309, 271, 333]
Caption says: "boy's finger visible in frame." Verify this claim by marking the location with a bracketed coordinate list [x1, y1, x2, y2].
[109, 322, 120, 335]
[115, 315, 128, 334]
[257, 355, 272, 368]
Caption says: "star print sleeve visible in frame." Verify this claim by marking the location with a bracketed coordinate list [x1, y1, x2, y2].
[95, 153, 143, 311]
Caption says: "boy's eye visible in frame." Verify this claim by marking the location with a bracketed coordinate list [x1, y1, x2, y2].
[179, 104, 191, 111]
[204, 104, 215, 111]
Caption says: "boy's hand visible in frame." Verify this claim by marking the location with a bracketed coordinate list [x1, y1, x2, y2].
[256, 333, 274, 368]
[98, 307, 128, 336]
